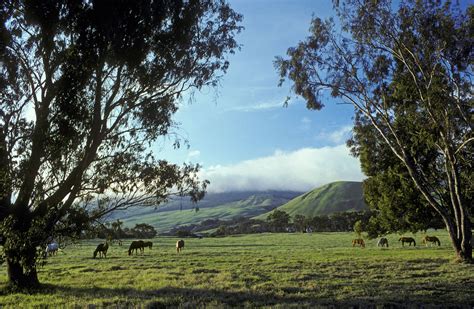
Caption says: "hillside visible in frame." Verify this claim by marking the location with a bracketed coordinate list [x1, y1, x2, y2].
[109, 191, 301, 232]
[256, 181, 367, 219]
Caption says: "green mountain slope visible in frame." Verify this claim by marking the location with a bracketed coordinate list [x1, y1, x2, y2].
[113, 191, 301, 232]
[256, 181, 367, 219]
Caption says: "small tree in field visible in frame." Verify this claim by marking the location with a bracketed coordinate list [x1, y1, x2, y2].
[353, 220, 363, 238]
[267, 209, 290, 232]
[276, 0, 473, 261]
[131, 223, 157, 239]
[0, 0, 242, 289]
[293, 214, 308, 233]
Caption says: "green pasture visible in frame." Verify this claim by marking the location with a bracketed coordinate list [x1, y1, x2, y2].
[0, 232, 473, 307]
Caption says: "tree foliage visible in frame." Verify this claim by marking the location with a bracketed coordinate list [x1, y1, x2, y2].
[267, 209, 291, 232]
[0, 0, 242, 289]
[276, 0, 473, 261]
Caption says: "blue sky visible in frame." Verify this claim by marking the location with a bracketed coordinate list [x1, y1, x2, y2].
[158, 0, 364, 192]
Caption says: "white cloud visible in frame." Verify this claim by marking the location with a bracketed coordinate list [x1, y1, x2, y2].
[199, 144, 364, 193]
[227, 100, 286, 112]
[187, 150, 201, 161]
[316, 125, 353, 144]
[301, 117, 311, 124]
[299, 117, 312, 130]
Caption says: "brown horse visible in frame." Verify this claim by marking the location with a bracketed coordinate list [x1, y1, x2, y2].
[176, 239, 185, 253]
[128, 240, 145, 255]
[399, 237, 416, 246]
[422, 236, 440, 246]
[143, 241, 153, 250]
[93, 241, 109, 258]
[352, 238, 365, 248]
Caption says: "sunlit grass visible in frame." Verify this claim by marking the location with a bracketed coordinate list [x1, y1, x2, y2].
[0, 231, 472, 307]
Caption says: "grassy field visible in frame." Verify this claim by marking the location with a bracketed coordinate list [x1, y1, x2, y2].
[0, 231, 473, 307]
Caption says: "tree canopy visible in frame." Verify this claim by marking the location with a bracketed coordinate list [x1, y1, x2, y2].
[0, 0, 242, 289]
[276, 0, 473, 261]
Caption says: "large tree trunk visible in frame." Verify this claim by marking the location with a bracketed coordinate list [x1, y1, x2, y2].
[3, 209, 43, 290]
[458, 217, 472, 263]
[6, 259, 40, 290]
[5, 245, 40, 290]
[446, 217, 473, 263]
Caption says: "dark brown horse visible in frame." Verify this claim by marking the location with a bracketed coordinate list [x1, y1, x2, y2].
[422, 235, 440, 246]
[399, 237, 416, 247]
[377, 237, 389, 247]
[143, 241, 153, 250]
[93, 241, 109, 258]
[176, 239, 185, 253]
[128, 240, 145, 255]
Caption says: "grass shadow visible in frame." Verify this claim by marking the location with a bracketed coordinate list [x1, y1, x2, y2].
[28, 284, 474, 308]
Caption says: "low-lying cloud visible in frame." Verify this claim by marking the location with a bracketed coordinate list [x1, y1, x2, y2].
[199, 144, 365, 193]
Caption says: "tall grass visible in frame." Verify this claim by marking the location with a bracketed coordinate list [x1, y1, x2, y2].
[0, 231, 472, 307]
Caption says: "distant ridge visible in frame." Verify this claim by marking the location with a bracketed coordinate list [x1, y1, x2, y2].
[108, 190, 302, 232]
[256, 181, 367, 219]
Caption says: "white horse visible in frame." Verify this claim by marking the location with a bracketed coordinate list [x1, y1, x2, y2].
[45, 242, 59, 256]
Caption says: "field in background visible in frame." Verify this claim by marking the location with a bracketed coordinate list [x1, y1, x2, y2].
[0, 231, 473, 307]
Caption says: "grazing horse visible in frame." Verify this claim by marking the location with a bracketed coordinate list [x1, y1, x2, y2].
[176, 239, 185, 253]
[128, 240, 145, 256]
[352, 238, 365, 248]
[143, 241, 153, 250]
[377, 237, 389, 247]
[45, 242, 59, 256]
[93, 241, 109, 258]
[399, 237, 416, 247]
[422, 235, 441, 246]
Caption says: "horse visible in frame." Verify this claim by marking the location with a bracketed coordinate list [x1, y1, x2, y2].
[422, 235, 440, 246]
[128, 240, 145, 256]
[143, 241, 153, 250]
[93, 241, 109, 258]
[45, 242, 59, 256]
[176, 239, 185, 253]
[377, 237, 389, 247]
[352, 238, 365, 248]
[398, 237, 416, 247]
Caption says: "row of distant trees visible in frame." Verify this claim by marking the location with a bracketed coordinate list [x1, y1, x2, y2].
[86, 220, 157, 240]
[170, 210, 385, 237]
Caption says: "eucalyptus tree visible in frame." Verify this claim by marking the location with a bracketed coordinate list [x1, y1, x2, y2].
[276, 0, 473, 261]
[0, 0, 242, 289]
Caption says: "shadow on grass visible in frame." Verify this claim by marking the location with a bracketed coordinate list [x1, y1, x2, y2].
[21, 284, 473, 308]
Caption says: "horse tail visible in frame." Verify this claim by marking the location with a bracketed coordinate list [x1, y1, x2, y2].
[413, 239, 416, 246]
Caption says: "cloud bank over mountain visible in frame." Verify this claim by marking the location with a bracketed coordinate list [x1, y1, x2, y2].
[199, 144, 364, 193]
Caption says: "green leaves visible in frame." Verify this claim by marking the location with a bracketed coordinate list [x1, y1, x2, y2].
[276, 0, 473, 256]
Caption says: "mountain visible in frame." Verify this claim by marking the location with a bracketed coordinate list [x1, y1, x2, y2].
[256, 181, 367, 219]
[108, 191, 302, 232]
